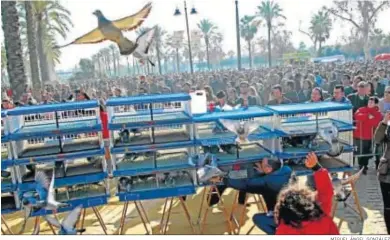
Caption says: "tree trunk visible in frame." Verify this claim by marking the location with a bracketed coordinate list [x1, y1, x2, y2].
[176, 48, 180, 73]
[36, 16, 50, 83]
[111, 50, 116, 76]
[126, 56, 130, 75]
[267, 22, 272, 67]
[318, 40, 322, 57]
[25, 1, 41, 90]
[363, 27, 370, 60]
[1, 0, 27, 100]
[248, 40, 252, 69]
[156, 44, 162, 75]
[205, 37, 210, 70]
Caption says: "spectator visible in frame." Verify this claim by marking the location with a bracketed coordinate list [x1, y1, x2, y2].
[378, 68, 389, 86]
[342, 74, 354, 96]
[236, 81, 257, 106]
[182, 82, 191, 94]
[354, 96, 382, 174]
[374, 113, 390, 234]
[227, 87, 238, 107]
[210, 157, 292, 235]
[307, 87, 324, 103]
[366, 81, 376, 97]
[326, 85, 351, 104]
[348, 81, 369, 113]
[284, 81, 299, 103]
[297, 80, 312, 103]
[379, 86, 390, 115]
[204, 85, 216, 103]
[249, 86, 263, 106]
[275, 153, 339, 235]
[268, 85, 292, 105]
[1, 96, 13, 110]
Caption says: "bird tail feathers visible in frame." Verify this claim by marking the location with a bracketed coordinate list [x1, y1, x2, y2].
[341, 167, 364, 185]
[148, 59, 155, 66]
[117, 37, 137, 55]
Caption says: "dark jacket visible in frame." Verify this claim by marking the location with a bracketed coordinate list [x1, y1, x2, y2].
[374, 122, 390, 184]
[325, 96, 351, 104]
[267, 97, 292, 106]
[347, 93, 369, 113]
[297, 90, 311, 103]
[224, 165, 292, 211]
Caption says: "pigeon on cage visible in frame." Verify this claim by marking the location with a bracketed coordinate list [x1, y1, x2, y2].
[119, 129, 131, 143]
[44, 205, 86, 235]
[197, 165, 227, 183]
[118, 177, 133, 192]
[318, 123, 344, 157]
[196, 153, 211, 167]
[331, 168, 364, 205]
[218, 119, 261, 144]
[283, 134, 317, 149]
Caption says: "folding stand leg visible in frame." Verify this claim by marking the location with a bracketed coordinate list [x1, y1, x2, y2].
[46, 221, 56, 235]
[34, 217, 40, 235]
[350, 179, 364, 221]
[134, 201, 150, 235]
[1, 215, 13, 235]
[138, 201, 150, 226]
[92, 207, 107, 235]
[245, 195, 268, 235]
[159, 198, 168, 232]
[161, 197, 174, 234]
[78, 208, 87, 235]
[119, 202, 129, 235]
[178, 197, 196, 234]
[200, 186, 233, 235]
[196, 187, 207, 225]
[2, 227, 6, 235]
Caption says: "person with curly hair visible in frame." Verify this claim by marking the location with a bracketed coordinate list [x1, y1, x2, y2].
[274, 152, 339, 235]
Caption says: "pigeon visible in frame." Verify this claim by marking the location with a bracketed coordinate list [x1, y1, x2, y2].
[318, 123, 344, 157]
[197, 165, 226, 183]
[219, 119, 260, 144]
[55, 3, 152, 55]
[35, 170, 69, 211]
[1, 170, 11, 178]
[132, 26, 157, 66]
[44, 205, 85, 235]
[196, 153, 210, 167]
[331, 168, 364, 203]
[118, 177, 132, 192]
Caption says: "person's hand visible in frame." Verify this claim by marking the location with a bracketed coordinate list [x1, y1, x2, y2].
[383, 112, 390, 124]
[305, 152, 319, 169]
[254, 162, 263, 173]
[368, 114, 374, 119]
[209, 176, 222, 184]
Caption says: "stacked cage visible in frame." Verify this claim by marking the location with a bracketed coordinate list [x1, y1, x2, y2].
[1, 110, 20, 215]
[265, 102, 354, 175]
[6, 101, 109, 216]
[106, 93, 197, 201]
[192, 106, 277, 183]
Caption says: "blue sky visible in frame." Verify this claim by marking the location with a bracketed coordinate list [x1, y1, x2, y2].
[1, 0, 390, 71]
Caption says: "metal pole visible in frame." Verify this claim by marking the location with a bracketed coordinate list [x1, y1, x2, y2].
[235, 0, 242, 70]
[184, 1, 194, 74]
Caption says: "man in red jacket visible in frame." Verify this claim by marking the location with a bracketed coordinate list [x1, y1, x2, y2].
[353, 96, 382, 174]
[274, 152, 339, 235]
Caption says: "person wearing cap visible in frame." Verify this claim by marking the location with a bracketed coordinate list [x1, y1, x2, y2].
[347, 81, 369, 113]
[210, 156, 292, 235]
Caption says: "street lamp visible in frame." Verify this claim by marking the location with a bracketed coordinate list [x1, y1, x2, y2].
[235, 0, 242, 70]
[174, 1, 197, 74]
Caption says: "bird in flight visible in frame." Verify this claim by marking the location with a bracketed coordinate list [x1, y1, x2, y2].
[44, 205, 85, 235]
[219, 119, 260, 144]
[56, 2, 152, 55]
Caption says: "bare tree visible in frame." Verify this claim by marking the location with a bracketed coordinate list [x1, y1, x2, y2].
[325, 1, 389, 59]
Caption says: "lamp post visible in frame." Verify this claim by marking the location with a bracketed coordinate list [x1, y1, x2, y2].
[235, 0, 242, 70]
[174, 1, 197, 74]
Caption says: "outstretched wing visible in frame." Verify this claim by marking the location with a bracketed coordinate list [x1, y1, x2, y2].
[112, 2, 152, 32]
[62, 205, 83, 232]
[244, 121, 260, 135]
[219, 119, 241, 134]
[341, 168, 364, 185]
[44, 216, 61, 228]
[56, 28, 106, 48]
[47, 171, 56, 204]
[135, 26, 156, 54]
[35, 171, 50, 190]
[18, 206, 32, 234]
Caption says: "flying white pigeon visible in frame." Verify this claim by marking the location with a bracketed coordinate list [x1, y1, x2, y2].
[219, 119, 260, 144]
[132, 26, 157, 66]
[44, 205, 85, 235]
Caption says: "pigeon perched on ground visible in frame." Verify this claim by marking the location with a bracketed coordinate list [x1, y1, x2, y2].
[132, 26, 157, 66]
[219, 119, 260, 144]
[56, 3, 152, 55]
[44, 205, 85, 235]
[318, 123, 344, 157]
[331, 168, 364, 203]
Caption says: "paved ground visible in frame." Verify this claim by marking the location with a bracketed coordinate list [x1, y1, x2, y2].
[1, 163, 387, 235]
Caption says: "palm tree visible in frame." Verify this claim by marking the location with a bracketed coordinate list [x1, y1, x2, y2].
[256, 1, 286, 67]
[109, 44, 118, 76]
[165, 33, 183, 73]
[197, 19, 218, 70]
[1, 44, 8, 86]
[23, 1, 41, 90]
[1, 1, 27, 100]
[310, 10, 332, 56]
[240, 15, 259, 68]
[154, 25, 166, 75]
[30, 1, 73, 83]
